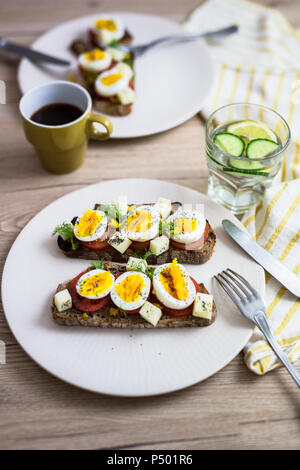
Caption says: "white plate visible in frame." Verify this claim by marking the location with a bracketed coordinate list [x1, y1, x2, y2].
[17, 13, 214, 138]
[1, 179, 264, 396]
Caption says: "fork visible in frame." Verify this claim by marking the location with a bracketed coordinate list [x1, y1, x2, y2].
[214, 268, 300, 387]
[109, 24, 238, 58]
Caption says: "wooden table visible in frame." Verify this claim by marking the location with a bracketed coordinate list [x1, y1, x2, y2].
[1, 0, 300, 451]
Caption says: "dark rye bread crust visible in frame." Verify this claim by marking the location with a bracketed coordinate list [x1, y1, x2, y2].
[52, 262, 217, 329]
[58, 202, 216, 265]
[93, 99, 132, 116]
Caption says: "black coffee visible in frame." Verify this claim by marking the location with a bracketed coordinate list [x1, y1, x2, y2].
[31, 103, 84, 126]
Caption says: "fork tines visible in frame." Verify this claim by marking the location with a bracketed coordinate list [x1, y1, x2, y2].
[214, 269, 258, 306]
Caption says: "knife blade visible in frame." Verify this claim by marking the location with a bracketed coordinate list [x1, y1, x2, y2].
[222, 219, 300, 297]
[0, 38, 70, 66]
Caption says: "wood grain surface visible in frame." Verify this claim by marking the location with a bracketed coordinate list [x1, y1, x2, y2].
[1, 0, 300, 451]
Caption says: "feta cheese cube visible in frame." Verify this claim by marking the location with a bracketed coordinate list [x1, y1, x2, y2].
[150, 235, 169, 256]
[108, 231, 132, 254]
[54, 289, 72, 312]
[126, 256, 148, 273]
[192, 293, 213, 320]
[139, 301, 162, 326]
[154, 197, 172, 220]
[117, 87, 135, 105]
[107, 47, 126, 62]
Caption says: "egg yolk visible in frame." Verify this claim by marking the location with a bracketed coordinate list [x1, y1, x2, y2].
[83, 49, 107, 62]
[101, 73, 123, 87]
[95, 18, 117, 32]
[127, 210, 152, 233]
[115, 274, 145, 302]
[75, 209, 102, 237]
[159, 259, 188, 300]
[174, 218, 198, 235]
[79, 272, 113, 297]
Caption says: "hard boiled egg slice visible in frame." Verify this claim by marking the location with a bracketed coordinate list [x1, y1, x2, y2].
[110, 271, 151, 311]
[114, 62, 134, 82]
[153, 259, 196, 310]
[92, 17, 125, 45]
[74, 209, 107, 242]
[167, 209, 206, 244]
[78, 48, 112, 73]
[126, 205, 160, 242]
[76, 269, 114, 299]
[95, 68, 128, 97]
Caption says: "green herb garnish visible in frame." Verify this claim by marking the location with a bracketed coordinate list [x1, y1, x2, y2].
[83, 70, 99, 85]
[134, 250, 155, 260]
[108, 39, 120, 48]
[101, 203, 128, 227]
[52, 222, 79, 250]
[100, 204, 121, 220]
[123, 55, 134, 68]
[145, 267, 155, 280]
[159, 219, 174, 236]
[132, 254, 155, 280]
[90, 258, 106, 270]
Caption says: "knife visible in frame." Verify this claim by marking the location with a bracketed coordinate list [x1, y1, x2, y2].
[222, 219, 300, 297]
[0, 37, 70, 66]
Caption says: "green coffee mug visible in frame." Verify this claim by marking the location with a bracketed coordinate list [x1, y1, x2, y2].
[19, 80, 113, 174]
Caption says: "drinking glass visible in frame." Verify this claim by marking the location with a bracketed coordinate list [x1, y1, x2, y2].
[205, 103, 291, 214]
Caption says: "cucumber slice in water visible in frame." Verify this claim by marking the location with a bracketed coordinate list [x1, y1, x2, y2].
[213, 132, 245, 157]
[246, 138, 279, 159]
[228, 158, 264, 171]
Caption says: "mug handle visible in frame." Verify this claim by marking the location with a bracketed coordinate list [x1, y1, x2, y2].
[87, 112, 113, 141]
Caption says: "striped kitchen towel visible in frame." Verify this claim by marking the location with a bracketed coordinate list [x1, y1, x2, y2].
[184, 0, 300, 375]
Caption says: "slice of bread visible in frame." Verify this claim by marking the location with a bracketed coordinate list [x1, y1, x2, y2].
[93, 99, 132, 116]
[52, 262, 216, 329]
[57, 202, 216, 265]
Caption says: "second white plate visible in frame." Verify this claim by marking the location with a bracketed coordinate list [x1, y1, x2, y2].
[1, 179, 264, 396]
[17, 13, 214, 138]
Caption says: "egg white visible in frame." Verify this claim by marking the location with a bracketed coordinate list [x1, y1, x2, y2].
[76, 269, 114, 300]
[153, 263, 196, 310]
[126, 205, 160, 242]
[92, 17, 125, 45]
[74, 209, 108, 242]
[78, 49, 112, 73]
[114, 62, 134, 81]
[167, 208, 206, 244]
[110, 271, 151, 311]
[95, 67, 129, 97]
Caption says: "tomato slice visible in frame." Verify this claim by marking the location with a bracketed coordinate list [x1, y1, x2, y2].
[80, 229, 111, 251]
[160, 277, 201, 318]
[69, 270, 111, 313]
[129, 79, 134, 90]
[81, 239, 110, 250]
[170, 222, 209, 251]
[88, 29, 99, 47]
[125, 306, 141, 314]
[130, 240, 151, 251]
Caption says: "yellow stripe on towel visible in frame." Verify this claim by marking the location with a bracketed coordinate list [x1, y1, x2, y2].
[254, 183, 289, 241]
[263, 193, 300, 251]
